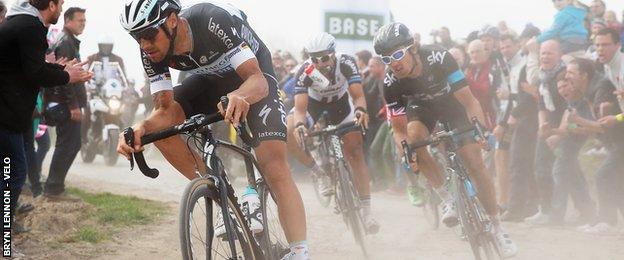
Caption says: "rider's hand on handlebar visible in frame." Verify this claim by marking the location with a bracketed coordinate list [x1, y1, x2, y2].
[401, 155, 419, 173]
[294, 123, 308, 148]
[217, 93, 249, 128]
[117, 125, 145, 160]
[354, 110, 369, 129]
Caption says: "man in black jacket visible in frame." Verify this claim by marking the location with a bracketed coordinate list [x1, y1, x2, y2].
[43, 6, 87, 201]
[0, 0, 90, 239]
[0, 1, 6, 23]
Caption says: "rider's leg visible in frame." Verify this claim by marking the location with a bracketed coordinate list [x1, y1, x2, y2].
[342, 131, 371, 199]
[255, 140, 307, 243]
[457, 143, 498, 216]
[342, 131, 372, 214]
[152, 103, 208, 180]
[495, 148, 510, 209]
[458, 143, 518, 257]
[406, 120, 444, 188]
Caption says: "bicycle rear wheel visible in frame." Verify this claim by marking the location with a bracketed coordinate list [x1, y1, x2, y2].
[336, 163, 368, 257]
[257, 180, 289, 259]
[179, 177, 261, 260]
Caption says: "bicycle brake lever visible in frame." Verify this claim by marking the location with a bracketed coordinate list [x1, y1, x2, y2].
[401, 140, 414, 163]
[123, 127, 135, 170]
[123, 127, 159, 179]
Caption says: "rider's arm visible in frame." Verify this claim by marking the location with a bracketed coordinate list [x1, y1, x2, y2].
[134, 90, 208, 178]
[348, 83, 369, 127]
[137, 90, 185, 134]
[389, 115, 408, 155]
[119, 50, 206, 178]
[453, 86, 487, 127]
[222, 58, 269, 126]
[231, 58, 269, 105]
[341, 55, 367, 114]
[348, 83, 367, 111]
[292, 65, 312, 127]
[293, 93, 309, 127]
[441, 50, 486, 126]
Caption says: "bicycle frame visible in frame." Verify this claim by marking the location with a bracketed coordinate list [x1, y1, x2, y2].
[196, 128, 266, 259]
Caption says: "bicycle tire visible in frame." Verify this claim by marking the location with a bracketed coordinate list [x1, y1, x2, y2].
[455, 178, 500, 260]
[422, 184, 440, 229]
[179, 177, 261, 260]
[311, 173, 332, 208]
[336, 162, 368, 257]
[257, 180, 289, 259]
[472, 199, 503, 260]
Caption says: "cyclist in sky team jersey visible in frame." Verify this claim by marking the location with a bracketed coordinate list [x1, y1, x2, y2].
[374, 22, 518, 258]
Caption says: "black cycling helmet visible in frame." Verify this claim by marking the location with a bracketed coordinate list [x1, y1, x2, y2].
[373, 22, 414, 55]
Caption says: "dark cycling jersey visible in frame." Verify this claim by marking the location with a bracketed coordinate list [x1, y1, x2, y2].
[383, 44, 467, 117]
[142, 1, 275, 94]
[294, 54, 361, 103]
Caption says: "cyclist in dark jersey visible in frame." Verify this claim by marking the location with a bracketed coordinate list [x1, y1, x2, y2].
[116, 1, 308, 259]
[374, 22, 517, 258]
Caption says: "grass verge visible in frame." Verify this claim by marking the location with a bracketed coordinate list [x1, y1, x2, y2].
[64, 187, 166, 243]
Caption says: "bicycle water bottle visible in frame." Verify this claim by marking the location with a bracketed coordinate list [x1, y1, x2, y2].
[242, 185, 263, 234]
[304, 64, 330, 88]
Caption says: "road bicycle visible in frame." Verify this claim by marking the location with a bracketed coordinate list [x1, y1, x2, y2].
[403, 119, 502, 260]
[124, 97, 287, 260]
[298, 119, 369, 256]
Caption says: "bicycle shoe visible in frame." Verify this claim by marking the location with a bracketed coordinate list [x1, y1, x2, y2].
[364, 214, 380, 235]
[441, 201, 459, 227]
[214, 210, 239, 239]
[494, 229, 518, 258]
[313, 167, 334, 196]
[407, 185, 424, 207]
[280, 245, 310, 260]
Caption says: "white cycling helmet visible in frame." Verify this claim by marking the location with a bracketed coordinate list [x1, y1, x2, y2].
[120, 0, 181, 33]
[305, 32, 336, 55]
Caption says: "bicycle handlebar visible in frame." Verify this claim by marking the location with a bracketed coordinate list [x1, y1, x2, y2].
[407, 117, 490, 151]
[124, 96, 259, 178]
[308, 120, 362, 137]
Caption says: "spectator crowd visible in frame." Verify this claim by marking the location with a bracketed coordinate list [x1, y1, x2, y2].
[274, 0, 624, 236]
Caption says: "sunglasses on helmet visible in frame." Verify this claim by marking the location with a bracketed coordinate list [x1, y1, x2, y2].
[381, 45, 413, 65]
[310, 53, 334, 64]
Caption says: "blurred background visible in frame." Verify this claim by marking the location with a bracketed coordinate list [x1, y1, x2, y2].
[5, 0, 623, 83]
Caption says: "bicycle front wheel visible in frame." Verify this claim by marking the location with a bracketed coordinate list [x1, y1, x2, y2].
[422, 183, 440, 229]
[335, 162, 368, 257]
[257, 180, 289, 259]
[179, 177, 261, 260]
[455, 179, 500, 260]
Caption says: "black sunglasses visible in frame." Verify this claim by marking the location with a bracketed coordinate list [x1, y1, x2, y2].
[311, 53, 333, 64]
[130, 20, 166, 43]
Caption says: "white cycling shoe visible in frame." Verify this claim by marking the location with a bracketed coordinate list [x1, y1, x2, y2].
[313, 168, 334, 196]
[280, 246, 310, 260]
[214, 210, 238, 238]
[363, 214, 380, 234]
[441, 201, 459, 227]
[494, 230, 518, 258]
